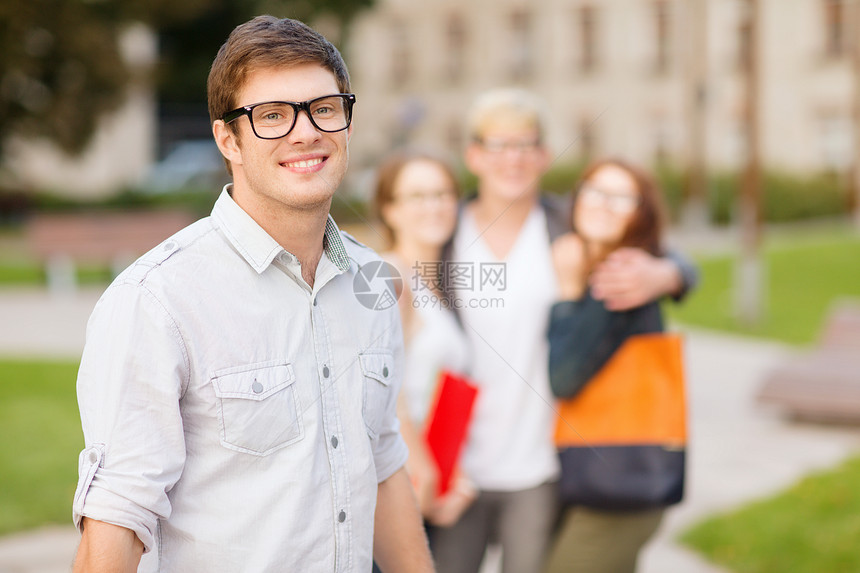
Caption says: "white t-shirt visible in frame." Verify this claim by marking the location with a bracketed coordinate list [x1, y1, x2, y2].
[403, 283, 471, 426]
[451, 204, 560, 491]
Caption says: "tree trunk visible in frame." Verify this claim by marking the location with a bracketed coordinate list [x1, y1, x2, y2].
[682, 0, 710, 229]
[736, 0, 763, 326]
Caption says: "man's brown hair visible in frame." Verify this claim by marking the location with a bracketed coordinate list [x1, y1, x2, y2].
[207, 15, 351, 129]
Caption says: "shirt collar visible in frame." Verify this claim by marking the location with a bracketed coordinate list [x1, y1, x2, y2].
[322, 216, 351, 272]
[212, 185, 351, 274]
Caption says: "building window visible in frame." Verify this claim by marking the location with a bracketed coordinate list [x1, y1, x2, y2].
[823, 0, 847, 58]
[737, 2, 752, 72]
[579, 5, 598, 74]
[818, 114, 852, 170]
[395, 97, 425, 145]
[726, 119, 747, 168]
[445, 13, 467, 83]
[653, 1, 671, 74]
[509, 10, 534, 81]
[446, 117, 464, 154]
[390, 17, 411, 87]
[577, 116, 597, 161]
[652, 117, 672, 165]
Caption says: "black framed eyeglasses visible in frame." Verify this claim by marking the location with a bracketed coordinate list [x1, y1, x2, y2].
[222, 93, 356, 140]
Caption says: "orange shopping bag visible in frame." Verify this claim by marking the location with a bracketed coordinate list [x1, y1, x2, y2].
[555, 333, 687, 509]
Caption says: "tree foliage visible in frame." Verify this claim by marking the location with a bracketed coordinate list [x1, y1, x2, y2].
[0, 0, 373, 157]
[157, 0, 373, 106]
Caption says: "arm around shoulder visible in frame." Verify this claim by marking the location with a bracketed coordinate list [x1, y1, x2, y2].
[664, 248, 699, 302]
[590, 247, 697, 311]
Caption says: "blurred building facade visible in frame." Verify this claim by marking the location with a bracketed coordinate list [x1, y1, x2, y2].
[5, 1, 855, 198]
[346, 0, 857, 175]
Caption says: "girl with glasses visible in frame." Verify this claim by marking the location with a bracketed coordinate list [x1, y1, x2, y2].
[373, 151, 477, 533]
[546, 158, 679, 573]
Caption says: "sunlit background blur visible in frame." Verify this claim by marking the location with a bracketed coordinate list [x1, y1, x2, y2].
[3, 1, 859, 210]
[1, 2, 860, 572]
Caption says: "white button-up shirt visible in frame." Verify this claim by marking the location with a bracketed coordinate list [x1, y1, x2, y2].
[73, 189, 408, 572]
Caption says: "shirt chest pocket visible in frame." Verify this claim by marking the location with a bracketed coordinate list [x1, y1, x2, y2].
[359, 351, 396, 439]
[211, 361, 304, 456]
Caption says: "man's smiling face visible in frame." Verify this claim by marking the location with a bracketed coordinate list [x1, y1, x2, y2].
[215, 63, 352, 215]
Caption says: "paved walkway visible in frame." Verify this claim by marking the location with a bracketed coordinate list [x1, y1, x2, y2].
[0, 287, 101, 360]
[639, 329, 860, 572]
[2, 288, 859, 572]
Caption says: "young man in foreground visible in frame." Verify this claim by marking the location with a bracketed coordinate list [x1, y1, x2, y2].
[72, 16, 433, 573]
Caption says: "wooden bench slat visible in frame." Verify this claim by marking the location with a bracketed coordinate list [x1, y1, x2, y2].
[757, 302, 860, 423]
[27, 211, 195, 263]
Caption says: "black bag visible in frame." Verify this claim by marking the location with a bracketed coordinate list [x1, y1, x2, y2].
[557, 445, 684, 510]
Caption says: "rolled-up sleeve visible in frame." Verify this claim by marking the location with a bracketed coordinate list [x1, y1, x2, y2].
[370, 312, 409, 484]
[73, 281, 189, 553]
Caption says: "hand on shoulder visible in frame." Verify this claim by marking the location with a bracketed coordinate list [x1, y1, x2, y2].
[590, 247, 682, 310]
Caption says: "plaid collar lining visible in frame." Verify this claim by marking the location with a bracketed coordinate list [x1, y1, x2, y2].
[323, 216, 351, 272]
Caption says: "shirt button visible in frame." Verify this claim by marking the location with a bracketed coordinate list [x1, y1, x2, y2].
[331, 435, 338, 448]
[382, 365, 389, 378]
[338, 510, 346, 523]
[322, 365, 330, 378]
[252, 380, 264, 394]
[88, 451, 98, 464]
[313, 298, 318, 306]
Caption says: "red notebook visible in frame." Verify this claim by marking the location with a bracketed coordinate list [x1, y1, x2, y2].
[423, 370, 479, 496]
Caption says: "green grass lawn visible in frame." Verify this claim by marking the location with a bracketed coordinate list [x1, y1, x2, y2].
[0, 360, 82, 535]
[667, 229, 860, 345]
[674, 229, 860, 570]
[0, 261, 45, 285]
[0, 260, 112, 286]
[681, 456, 860, 573]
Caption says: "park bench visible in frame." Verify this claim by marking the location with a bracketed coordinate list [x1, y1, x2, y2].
[756, 301, 860, 424]
[26, 210, 195, 292]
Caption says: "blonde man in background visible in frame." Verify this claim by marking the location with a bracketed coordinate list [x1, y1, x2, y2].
[429, 88, 697, 573]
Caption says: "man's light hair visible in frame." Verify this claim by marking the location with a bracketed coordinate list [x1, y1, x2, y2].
[465, 88, 548, 143]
